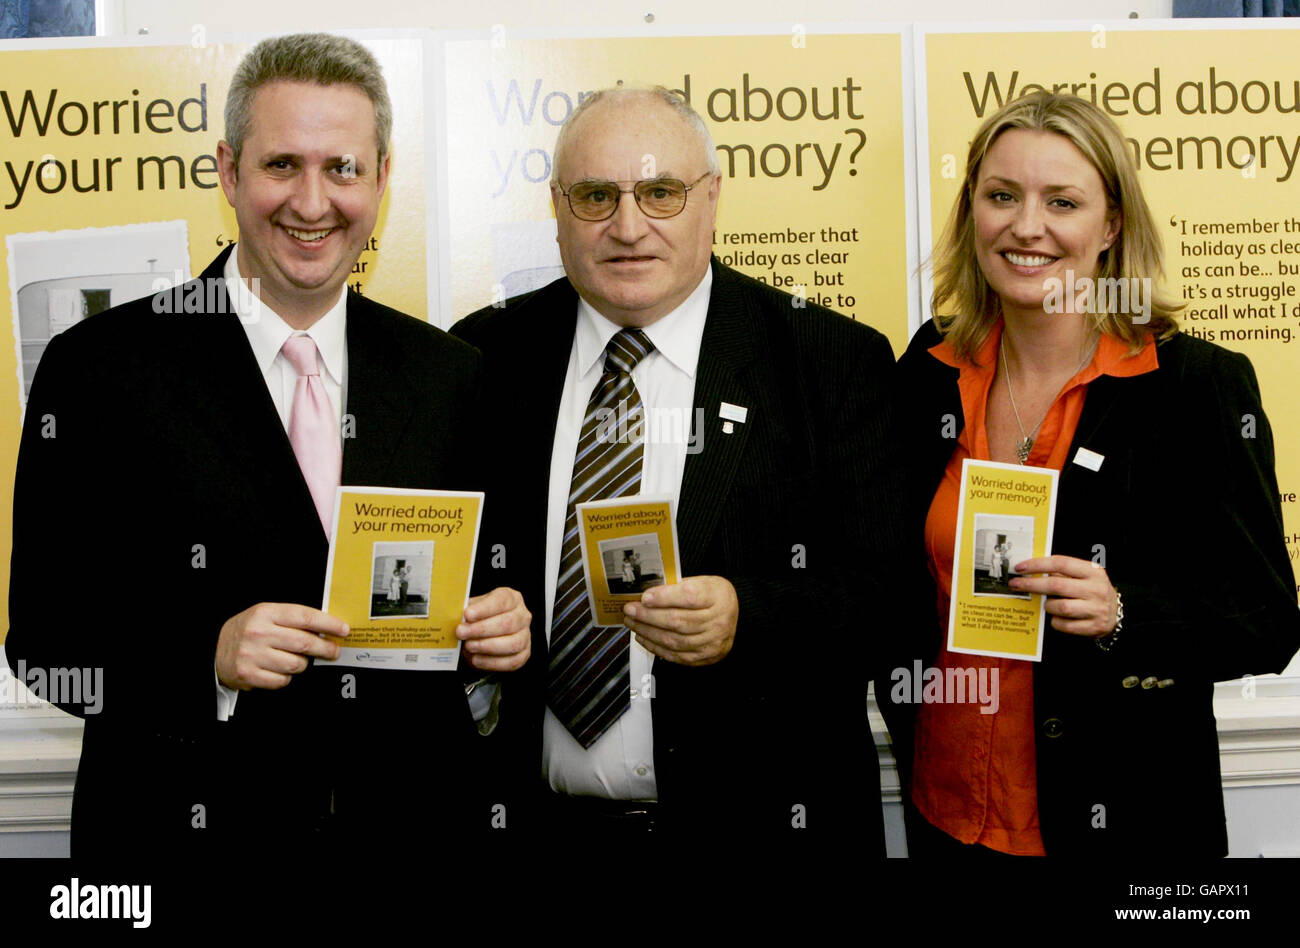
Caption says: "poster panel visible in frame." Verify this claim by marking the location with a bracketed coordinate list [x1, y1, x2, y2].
[918, 21, 1300, 602]
[439, 26, 917, 357]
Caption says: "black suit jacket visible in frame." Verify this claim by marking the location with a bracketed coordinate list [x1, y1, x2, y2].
[452, 260, 907, 845]
[5, 247, 489, 857]
[886, 320, 1300, 856]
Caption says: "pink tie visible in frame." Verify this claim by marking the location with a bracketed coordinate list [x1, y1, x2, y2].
[281, 335, 342, 535]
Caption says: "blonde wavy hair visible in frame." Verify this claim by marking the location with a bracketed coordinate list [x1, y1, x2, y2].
[931, 91, 1180, 361]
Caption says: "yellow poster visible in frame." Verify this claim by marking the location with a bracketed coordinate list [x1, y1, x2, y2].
[948, 459, 1058, 661]
[0, 34, 428, 643]
[576, 496, 681, 627]
[439, 28, 916, 356]
[321, 487, 482, 670]
[919, 22, 1300, 602]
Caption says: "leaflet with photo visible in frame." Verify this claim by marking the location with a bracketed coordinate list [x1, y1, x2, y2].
[575, 496, 682, 627]
[320, 487, 482, 670]
[947, 459, 1058, 661]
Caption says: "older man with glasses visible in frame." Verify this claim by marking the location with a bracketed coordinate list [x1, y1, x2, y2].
[453, 85, 907, 847]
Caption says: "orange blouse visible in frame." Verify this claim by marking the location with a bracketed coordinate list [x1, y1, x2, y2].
[910, 321, 1158, 855]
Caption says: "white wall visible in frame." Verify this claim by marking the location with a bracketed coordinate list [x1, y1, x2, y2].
[108, 0, 1175, 37]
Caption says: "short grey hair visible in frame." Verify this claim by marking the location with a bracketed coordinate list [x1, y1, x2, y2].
[550, 85, 720, 184]
[224, 32, 392, 169]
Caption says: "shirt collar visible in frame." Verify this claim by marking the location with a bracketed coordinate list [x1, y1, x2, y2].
[225, 245, 347, 384]
[574, 267, 712, 379]
[928, 319, 1159, 383]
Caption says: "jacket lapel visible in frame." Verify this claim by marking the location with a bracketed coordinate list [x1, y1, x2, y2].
[340, 293, 416, 487]
[677, 263, 759, 568]
[177, 251, 326, 546]
[523, 280, 582, 474]
[1064, 373, 1127, 463]
[520, 281, 583, 590]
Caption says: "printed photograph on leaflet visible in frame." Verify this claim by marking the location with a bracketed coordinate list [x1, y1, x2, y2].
[948, 460, 1058, 662]
[598, 533, 667, 596]
[576, 496, 681, 627]
[369, 541, 434, 620]
[971, 513, 1034, 600]
[320, 487, 483, 670]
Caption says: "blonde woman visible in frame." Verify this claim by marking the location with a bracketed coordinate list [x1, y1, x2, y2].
[885, 92, 1299, 858]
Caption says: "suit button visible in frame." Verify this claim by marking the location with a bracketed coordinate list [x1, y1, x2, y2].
[1121, 676, 1140, 688]
[1042, 717, 1064, 738]
[1157, 678, 1175, 689]
[1141, 676, 1158, 690]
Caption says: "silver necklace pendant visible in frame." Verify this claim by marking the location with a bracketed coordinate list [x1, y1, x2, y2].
[1016, 437, 1033, 463]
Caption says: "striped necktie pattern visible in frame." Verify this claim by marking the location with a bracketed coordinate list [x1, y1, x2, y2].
[547, 328, 655, 748]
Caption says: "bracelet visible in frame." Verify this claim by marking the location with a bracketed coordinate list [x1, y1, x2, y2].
[1095, 588, 1124, 652]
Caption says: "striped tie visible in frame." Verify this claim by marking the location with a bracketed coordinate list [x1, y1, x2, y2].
[548, 328, 655, 748]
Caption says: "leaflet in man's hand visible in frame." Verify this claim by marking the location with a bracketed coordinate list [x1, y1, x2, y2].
[947, 459, 1058, 661]
[575, 496, 681, 627]
[320, 487, 482, 670]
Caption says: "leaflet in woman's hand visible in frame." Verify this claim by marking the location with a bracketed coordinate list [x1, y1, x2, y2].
[947, 459, 1058, 661]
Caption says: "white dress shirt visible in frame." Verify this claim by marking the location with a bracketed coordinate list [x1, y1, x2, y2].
[215, 247, 348, 720]
[542, 268, 711, 800]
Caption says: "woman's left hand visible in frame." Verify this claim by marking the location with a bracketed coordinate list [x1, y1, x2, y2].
[1009, 555, 1118, 638]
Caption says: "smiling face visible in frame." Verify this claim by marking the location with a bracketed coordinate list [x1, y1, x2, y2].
[217, 81, 389, 327]
[552, 94, 719, 328]
[972, 128, 1120, 322]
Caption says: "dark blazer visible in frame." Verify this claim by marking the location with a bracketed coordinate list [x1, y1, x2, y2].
[5, 246, 490, 857]
[452, 260, 907, 845]
[886, 319, 1300, 856]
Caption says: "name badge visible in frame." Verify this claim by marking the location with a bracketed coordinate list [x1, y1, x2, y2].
[719, 402, 749, 424]
[1072, 447, 1105, 472]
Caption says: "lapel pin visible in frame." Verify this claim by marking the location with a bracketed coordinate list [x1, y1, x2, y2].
[1072, 446, 1105, 472]
[722, 421, 734, 434]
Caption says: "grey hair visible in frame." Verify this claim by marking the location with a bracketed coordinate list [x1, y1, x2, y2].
[550, 85, 720, 184]
[224, 32, 392, 169]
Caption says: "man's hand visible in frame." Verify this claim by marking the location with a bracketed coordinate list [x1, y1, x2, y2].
[1009, 555, 1119, 637]
[216, 603, 350, 691]
[622, 575, 738, 667]
[457, 587, 531, 672]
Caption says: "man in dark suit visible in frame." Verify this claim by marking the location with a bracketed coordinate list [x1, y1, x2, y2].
[5, 33, 529, 857]
[452, 87, 906, 845]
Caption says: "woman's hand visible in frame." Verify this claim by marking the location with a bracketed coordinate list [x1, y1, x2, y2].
[1009, 555, 1118, 638]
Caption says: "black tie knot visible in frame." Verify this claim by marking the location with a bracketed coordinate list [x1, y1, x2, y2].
[604, 329, 654, 375]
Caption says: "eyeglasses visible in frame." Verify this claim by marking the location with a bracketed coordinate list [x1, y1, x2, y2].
[556, 172, 714, 221]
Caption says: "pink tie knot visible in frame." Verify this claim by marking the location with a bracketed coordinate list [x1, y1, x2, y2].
[281, 334, 321, 377]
